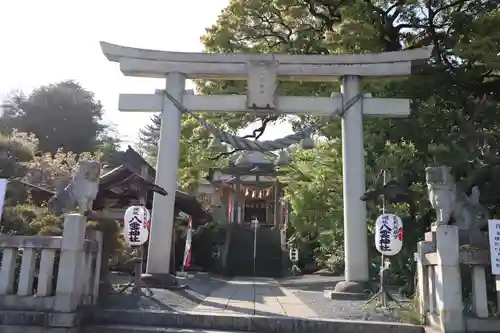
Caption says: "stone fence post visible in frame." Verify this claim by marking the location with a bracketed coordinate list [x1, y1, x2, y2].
[54, 213, 87, 312]
[435, 225, 464, 332]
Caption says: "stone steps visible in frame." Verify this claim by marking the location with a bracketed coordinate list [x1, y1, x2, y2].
[84, 325, 252, 333]
[90, 309, 426, 333]
[225, 226, 283, 277]
[0, 309, 427, 333]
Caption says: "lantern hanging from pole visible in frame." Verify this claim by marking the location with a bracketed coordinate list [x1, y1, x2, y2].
[374, 213, 403, 256]
[123, 205, 150, 246]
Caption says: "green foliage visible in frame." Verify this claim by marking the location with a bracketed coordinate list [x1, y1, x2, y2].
[25, 147, 99, 191]
[195, 0, 500, 285]
[137, 111, 232, 191]
[0, 130, 35, 179]
[281, 141, 345, 271]
[0, 204, 61, 236]
[87, 218, 129, 270]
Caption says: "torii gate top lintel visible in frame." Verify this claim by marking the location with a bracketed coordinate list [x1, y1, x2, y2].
[100, 41, 432, 80]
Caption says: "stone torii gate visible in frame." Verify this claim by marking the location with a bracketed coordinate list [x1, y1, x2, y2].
[100, 42, 431, 290]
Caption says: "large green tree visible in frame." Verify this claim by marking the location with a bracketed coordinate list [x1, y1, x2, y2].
[2, 80, 112, 154]
[136, 0, 500, 286]
[195, 0, 500, 280]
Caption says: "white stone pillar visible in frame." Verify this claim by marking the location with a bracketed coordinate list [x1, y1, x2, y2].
[146, 72, 186, 275]
[434, 225, 464, 332]
[340, 76, 369, 283]
[54, 213, 87, 312]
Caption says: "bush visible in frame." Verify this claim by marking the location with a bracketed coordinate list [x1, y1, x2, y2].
[1, 204, 39, 235]
[86, 218, 131, 273]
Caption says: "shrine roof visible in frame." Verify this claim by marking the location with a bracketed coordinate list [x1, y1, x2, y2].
[18, 147, 212, 222]
[96, 147, 211, 221]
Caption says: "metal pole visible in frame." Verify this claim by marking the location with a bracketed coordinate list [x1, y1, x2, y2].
[253, 225, 257, 277]
[365, 168, 401, 308]
[253, 219, 258, 277]
[380, 169, 387, 307]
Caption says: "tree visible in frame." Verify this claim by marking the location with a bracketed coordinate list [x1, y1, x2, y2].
[280, 141, 345, 272]
[138, 113, 161, 159]
[97, 133, 123, 169]
[0, 130, 35, 179]
[25, 148, 98, 192]
[1, 80, 108, 154]
[196, 0, 500, 282]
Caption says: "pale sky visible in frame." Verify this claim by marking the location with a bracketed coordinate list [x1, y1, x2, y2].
[0, 0, 293, 149]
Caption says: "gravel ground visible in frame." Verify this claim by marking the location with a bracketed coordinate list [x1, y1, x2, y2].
[293, 289, 410, 322]
[279, 274, 415, 323]
[98, 272, 228, 311]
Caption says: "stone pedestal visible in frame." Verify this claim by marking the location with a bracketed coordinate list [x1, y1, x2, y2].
[141, 273, 186, 290]
[54, 214, 87, 312]
[426, 227, 489, 248]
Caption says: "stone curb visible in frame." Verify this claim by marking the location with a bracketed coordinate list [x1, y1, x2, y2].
[0, 309, 90, 328]
[84, 325, 250, 333]
[93, 309, 426, 333]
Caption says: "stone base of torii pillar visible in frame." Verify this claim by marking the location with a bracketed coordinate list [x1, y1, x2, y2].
[140, 273, 185, 289]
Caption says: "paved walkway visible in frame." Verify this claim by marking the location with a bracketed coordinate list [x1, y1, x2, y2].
[192, 277, 317, 318]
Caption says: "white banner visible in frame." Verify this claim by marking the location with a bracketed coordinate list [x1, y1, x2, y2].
[0, 179, 7, 221]
[488, 220, 500, 275]
[123, 205, 149, 246]
[183, 226, 192, 268]
[375, 213, 403, 256]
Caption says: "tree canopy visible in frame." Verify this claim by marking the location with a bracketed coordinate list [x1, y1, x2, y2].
[2, 80, 110, 154]
[135, 0, 500, 282]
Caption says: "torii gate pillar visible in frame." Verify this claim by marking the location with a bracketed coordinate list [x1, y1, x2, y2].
[145, 72, 185, 283]
[339, 75, 369, 286]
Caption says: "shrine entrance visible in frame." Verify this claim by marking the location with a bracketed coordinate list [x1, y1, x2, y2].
[207, 151, 286, 277]
[101, 41, 431, 290]
[244, 200, 267, 223]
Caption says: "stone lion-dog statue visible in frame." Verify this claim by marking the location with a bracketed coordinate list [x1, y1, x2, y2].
[425, 165, 488, 231]
[48, 160, 102, 215]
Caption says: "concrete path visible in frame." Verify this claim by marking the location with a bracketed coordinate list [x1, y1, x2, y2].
[192, 277, 317, 318]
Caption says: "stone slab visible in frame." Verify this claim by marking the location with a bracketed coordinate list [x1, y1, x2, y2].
[93, 309, 426, 333]
[280, 304, 317, 318]
[192, 277, 318, 319]
[254, 304, 286, 316]
[275, 296, 302, 305]
[225, 301, 254, 312]
[0, 326, 79, 333]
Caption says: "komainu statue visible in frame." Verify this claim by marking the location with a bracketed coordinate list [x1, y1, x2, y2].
[425, 165, 488, 231]
[48, 160, 102, 215]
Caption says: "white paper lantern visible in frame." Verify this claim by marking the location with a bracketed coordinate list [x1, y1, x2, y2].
[375, 213, 403, 256]
[123, 205, 149, 246]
